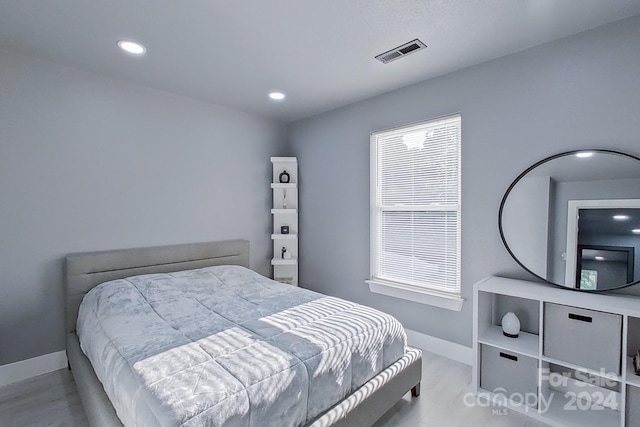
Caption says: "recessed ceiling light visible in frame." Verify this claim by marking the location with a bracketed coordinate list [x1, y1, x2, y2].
[117, 40, 146, 55]
[269, 92, 285, 101]
[632, 229, 640, 234]
[613, 214, 630, 221]
[595, 256, 605, 261]
[575, 152, 593, 158]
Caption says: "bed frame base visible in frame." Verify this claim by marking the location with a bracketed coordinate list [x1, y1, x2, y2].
[307, 347, 422, 427]
[67, 333, 122, 426]
[411, 383, 421, 397]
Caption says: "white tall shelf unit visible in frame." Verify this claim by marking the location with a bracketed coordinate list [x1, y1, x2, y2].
[473, 276, 640, 427]
[270, 157, 298, 286]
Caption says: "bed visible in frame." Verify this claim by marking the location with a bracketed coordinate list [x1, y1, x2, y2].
[65, 239, 422, 426]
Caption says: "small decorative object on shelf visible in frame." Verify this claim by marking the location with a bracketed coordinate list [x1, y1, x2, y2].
[501, 311, 521, 338]
[281, 225, 289, 234]
[634, 350, 640, 376]
[281, 246, 291, 259]
[283, 189, 287, 209]
[279, 170, 290, 183]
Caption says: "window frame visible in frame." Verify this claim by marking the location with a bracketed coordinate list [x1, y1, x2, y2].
[366, 114, 463, 311]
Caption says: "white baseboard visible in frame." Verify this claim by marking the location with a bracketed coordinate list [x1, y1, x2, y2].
[0, 350, 68, 387]
[405, 328, 473, 366]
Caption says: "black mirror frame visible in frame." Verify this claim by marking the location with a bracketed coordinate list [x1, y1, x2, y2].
[498, 148, 640, 292]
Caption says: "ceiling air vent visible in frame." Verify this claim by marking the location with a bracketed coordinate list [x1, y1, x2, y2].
[375, 39, 427, 64]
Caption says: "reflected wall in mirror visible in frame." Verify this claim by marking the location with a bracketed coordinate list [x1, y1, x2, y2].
[499, 149, 640, 291]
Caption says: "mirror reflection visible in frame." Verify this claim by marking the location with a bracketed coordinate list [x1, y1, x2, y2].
[500, 150, 640, 291]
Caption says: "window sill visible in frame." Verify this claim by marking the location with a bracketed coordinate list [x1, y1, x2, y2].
[366, 279, 464, 311]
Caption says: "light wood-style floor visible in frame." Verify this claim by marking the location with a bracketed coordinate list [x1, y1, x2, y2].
[0, 350, 545, 427]
[0, 368, 88, 427]
[372, 351, 545, 427]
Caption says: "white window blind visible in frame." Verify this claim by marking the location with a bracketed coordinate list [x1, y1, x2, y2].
[370, 114, 461, 295]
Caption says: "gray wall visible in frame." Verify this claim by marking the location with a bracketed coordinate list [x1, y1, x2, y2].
[501, 176, 550, 278]
[0, 49, 286, 365]
[287, 15, 640, 347]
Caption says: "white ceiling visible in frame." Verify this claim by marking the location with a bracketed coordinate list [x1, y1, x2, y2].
[527, 151, 640, 182]
[1, 1, 640, 124]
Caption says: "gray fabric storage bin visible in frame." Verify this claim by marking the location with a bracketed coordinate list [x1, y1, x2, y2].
[627, 385, 640, 427]
[480, 345, 538, 407]
[543, 303, 622, 375]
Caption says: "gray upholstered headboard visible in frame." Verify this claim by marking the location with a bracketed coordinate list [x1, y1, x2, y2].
[65, 239, 250, 333]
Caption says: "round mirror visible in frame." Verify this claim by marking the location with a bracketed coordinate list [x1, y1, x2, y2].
[499, 149, 640, 291]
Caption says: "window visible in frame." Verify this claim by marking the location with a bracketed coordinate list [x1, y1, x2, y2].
[580, 269, 597, 290]
[368, 114, 462, 310]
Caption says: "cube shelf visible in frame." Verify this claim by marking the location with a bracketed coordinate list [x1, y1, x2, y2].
[473, 276, 640, 427]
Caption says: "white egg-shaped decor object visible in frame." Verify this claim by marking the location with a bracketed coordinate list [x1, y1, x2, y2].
[501, 312, 521, 338]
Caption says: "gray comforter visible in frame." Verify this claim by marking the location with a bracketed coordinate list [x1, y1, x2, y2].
[77, 265, 406, 426]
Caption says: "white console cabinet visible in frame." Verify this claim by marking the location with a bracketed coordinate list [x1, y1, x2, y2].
[473, 276, 640, 427]
[270, 157, 298, 286]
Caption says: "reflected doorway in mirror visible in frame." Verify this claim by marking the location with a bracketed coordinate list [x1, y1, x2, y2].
[565, 199, 640, 290]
